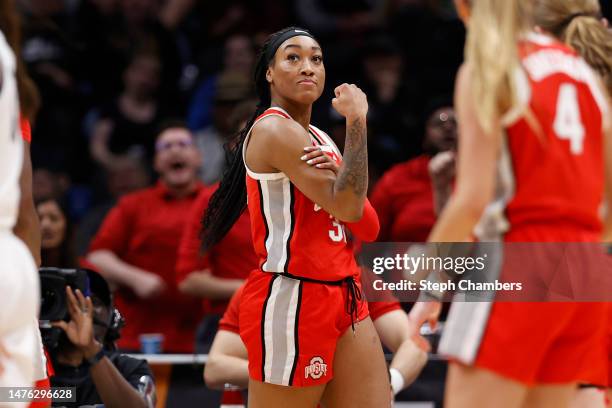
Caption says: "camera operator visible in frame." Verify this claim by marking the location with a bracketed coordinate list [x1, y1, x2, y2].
[49, 271, 155, 408]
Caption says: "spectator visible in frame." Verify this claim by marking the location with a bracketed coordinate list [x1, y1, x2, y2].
[87, 122, 204, 353]
[359, 35, 421, 173]
[32, 167, 70, 205]
[89, 46, 164, 171]
[74, 154, 151, 257]
[49, 269, 155, 408]
[188, 34, 256, 132]
[371, 98, 456, 242]
[37, 197, 76, 268]
[193, 71, 252, 184]
[294, 0, 384, 38]
[387, 0, 465, 96]
[20, 0, 88, 179]
[177, 99, 257, 352]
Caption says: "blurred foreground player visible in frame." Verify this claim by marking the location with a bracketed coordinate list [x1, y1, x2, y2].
[4, 2, 51, 404]
[531, 1, 612, 407]
[408, 0, 611, 407]
[0, 2, 40, 403]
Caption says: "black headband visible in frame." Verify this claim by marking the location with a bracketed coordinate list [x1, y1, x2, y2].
[264, 29, 316, 65]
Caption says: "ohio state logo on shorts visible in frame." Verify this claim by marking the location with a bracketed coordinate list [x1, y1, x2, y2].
[304, 356, 328, 380]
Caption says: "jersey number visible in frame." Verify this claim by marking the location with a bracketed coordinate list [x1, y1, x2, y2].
[553, 83, 585, 155]
[329, 218, 347, 243]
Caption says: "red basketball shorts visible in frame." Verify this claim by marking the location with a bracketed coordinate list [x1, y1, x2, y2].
[440, 226, 609, 385]
[441, 301, 608, 385]
[239, 270, 369, 387]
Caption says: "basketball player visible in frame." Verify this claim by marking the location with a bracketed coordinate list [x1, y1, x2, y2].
[201, 27, 390, 407]
[0, 7, 41, 408]
[408, 0, 611, 407]
[530, 2, 612, 407]
[0, 4, 50, 406]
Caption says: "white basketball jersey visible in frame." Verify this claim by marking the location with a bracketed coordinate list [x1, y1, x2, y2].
[0, 29, 23, 231]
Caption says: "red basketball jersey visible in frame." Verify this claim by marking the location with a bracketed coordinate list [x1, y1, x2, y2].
[243, 107, 360, 281]
[474, 33, 609, 241]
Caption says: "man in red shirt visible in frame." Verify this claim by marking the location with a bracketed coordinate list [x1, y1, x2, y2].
[87, 122, 204, 352]
[371, 100, 456, 242]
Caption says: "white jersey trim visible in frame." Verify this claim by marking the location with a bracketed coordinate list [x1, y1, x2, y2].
[242, 107, 293, 181]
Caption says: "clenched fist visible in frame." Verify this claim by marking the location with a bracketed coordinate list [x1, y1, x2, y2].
[332, 83, 368, 121]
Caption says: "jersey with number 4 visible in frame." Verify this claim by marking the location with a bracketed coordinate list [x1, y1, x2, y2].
[243, 107, 360, 281]
[475, 33, 609, 241]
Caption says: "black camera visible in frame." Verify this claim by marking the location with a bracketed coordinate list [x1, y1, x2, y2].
[39, 268, 91, 349]
[39, 268, 90, 322]
[39, 267, 125, 350]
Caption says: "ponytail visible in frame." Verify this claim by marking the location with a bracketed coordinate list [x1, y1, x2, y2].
[533, 0, 611, 95]
[465, 0, 531, 132]
[200, 104, 265, 251]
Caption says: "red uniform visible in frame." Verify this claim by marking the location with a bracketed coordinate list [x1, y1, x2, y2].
[89, 182, 204, 352]
[239, 107, 376, 387]
[371, 155, 436, 242]
[176, 184, 256, 315]
[221, 283, 401, 335]
[439, 33, 610, 385]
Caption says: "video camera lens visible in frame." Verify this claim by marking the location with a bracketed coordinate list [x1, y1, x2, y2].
[39, 268, 90, 321]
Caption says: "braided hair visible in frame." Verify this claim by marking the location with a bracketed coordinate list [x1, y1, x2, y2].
[201, 27, 309, 250]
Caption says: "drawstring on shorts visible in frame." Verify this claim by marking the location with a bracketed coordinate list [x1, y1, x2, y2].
[343, 276, 362, 333]
[273, 272, 363, 333]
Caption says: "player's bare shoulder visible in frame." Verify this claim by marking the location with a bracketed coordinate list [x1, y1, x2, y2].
[251, 114, 310, 148]
[247, 114, 312, 172]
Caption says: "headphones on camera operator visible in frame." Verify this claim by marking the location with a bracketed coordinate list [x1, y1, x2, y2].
[39, 267, 125, 350]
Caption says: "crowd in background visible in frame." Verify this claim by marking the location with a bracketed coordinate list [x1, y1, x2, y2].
[24, 0, 469, 228]
[23, 0, 612, 354]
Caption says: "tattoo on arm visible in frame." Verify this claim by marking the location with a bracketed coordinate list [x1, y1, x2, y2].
[336, 117, 368, 196]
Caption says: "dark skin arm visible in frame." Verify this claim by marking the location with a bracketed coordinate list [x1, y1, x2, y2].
[88, 359, 148, 408]
[246, 84, 368, 222]
[14, 142, 41, 266]
[53, 288, 148, 408]
[302, 146, 380, 241]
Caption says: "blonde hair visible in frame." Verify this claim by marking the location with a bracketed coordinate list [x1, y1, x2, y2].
[465, 0, 532, 132]
[533, 0, 612, 95]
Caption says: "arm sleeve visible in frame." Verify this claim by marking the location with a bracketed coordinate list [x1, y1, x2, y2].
[113, 355, 155, 389]
[344, 198, 380, 242]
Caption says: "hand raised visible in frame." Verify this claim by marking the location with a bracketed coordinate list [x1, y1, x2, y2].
[428, 151, 456, 188]
[52, 287, 97, 352]
[331, 83, 368, 120]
